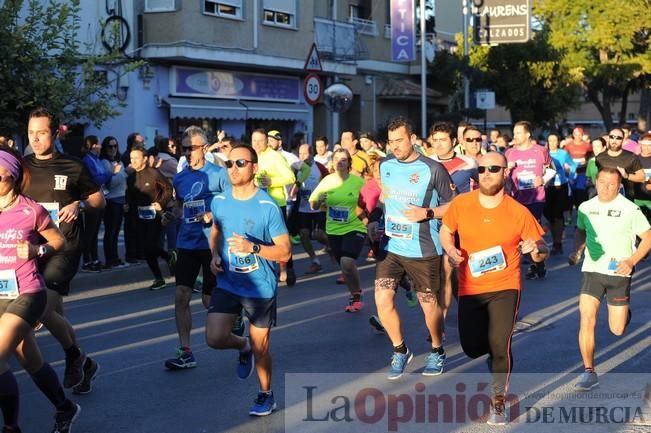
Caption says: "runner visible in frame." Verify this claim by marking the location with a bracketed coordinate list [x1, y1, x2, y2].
[24, 107, 102, 394]
[568, 167, 651, 391]
[164, 126, 230, 370]
[340, 130, 371, 177]
[369, 117, 456, 380]
[595, 127, 645, 200]
[126, 147, 173, 290]
[206, 144, 291, 416]
[545, 132, 576, 254]
[309, 148, 368, 311]
[294, 144, 328, 274]
[505, 121, 555, 280]
[440, 151, 547, 425]
[633, 133, 651, 221]
[0, 149, 81, 433]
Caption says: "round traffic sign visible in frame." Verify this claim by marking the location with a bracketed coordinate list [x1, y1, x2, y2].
[303, 74, 322, 105]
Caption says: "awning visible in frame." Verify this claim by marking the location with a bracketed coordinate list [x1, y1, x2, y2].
[165, 97, 310, 122]
[166, 97, 246, 120]
[378, 79, 446, 104]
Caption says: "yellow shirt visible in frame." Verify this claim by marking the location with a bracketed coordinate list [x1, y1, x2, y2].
[256, 147, 296, 207]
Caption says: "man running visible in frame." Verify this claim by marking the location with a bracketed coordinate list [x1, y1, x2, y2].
[206, 144, 291, 416]
[24, 107, 103, 394]
[441, 151, 548, 425]
[369, 117, 456, 380]
[165, 126, 230, 370]
[568, 167, 651, 391]
[595, 127, 645, 200]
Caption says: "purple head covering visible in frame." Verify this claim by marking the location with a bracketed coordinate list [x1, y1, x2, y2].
[0, 150, 21, 180]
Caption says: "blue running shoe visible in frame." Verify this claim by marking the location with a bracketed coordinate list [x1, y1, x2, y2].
[237, 338, 255, 380]
[387, 349, 413, 380]
[249, 391, 276, 416]
[164, 347, 197, 370]
[422, 351, 446, 376]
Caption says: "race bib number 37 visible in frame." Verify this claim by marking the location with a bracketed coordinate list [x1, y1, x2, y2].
[0, 270, 19, 300]
[468, 246, 506, 278]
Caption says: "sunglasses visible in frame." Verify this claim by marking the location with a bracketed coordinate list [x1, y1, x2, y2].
[465, 137, 482, 143]
[609, 135, 624, 140]
[182, 145, 204, 152]
[477, 165, 506, 174]
[224, 159, 253, 168]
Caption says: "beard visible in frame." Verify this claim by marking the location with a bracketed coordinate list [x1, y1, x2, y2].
[479, 180, 504, 196]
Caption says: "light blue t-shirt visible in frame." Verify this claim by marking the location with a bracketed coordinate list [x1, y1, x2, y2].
[173, 161, 230, 250]
[380, 154, 456, 258]
[211, 188, 287, 299]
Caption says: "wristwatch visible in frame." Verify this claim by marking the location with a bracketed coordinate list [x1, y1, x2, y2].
[426, 208, 435, 220]
[37, 245, 48, 258]
[251, 244, 261, 254]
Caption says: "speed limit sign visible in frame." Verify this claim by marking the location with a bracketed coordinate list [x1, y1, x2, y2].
[303, 74, 322, 105]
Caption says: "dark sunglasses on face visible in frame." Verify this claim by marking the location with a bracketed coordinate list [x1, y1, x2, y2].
[477, 165, 506, 174]
[465, 137, 482, 143]
[224, 159, 252, 168]
[182, 145, 203, 152]
[609, 135, 624, 140]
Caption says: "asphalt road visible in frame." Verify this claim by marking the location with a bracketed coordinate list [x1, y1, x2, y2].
[17, 233, 651, 433]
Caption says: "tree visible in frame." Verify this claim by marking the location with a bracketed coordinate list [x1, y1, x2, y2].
[466, 27, 582, 128]
[536, 0, 651, 130]
[0, 0, 140, 135]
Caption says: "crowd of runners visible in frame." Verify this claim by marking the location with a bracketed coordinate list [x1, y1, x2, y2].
[0, 107, 650, 431]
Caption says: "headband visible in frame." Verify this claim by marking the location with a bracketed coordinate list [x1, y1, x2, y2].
[0, 151, 21, 180]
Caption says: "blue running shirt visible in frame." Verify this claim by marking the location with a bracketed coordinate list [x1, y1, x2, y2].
[380, 154, 456, 257]
[173, 162, 230, 250]
[211, 189, 288, 299]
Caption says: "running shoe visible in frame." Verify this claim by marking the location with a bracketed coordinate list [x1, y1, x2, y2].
[366, 249, 376, 262]
[290, 234, 301, 245]
[149, 279, 167, 291]
[164, 347, 197, 370]
[387, 348, 413, 380]
[487, 398, 508, 425]
[51, 402, 80, 433]
[111, 259, 129, 269]
[574, 371, 599, 391]
[404, 290, 418, 308]
[249, 391, 276, 416]
[345, 296, 363, 312]
[80, 262, 100, 273]
[237, 338, 255, 380]
[305, 263, 322, 274]
[335, 274, 345, 284]
[2, 426, 22, 432]
[422, 351, 446, 376]
[369, 315, 385, 333]
[192, 273, 204, 293]
[167, 250, 177, 276]
[72, 357, 100, 395]
[63, 351, 86, 388]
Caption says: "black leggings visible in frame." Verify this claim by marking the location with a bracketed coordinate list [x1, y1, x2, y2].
[103, 199, 124, 265]
[82, 208, 103, 263]
[136, 217, 170, 280]
[458, 289, 520, 398]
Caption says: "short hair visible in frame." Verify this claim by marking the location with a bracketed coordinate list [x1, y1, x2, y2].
[514, 121, 532, 135]
[609, 127, 625, 136]
[387, 117, 413, 136]
[490, 127, 500, 134]
[126, 132, 141, 151]
[457, 120, 471, 129]
[547, 132, 560, 140]
[230, 143, 258, 164]
[129, 146, 146, 157]
[597, 166, 622, 181]
[428, 122, 455, 139]
[332, 147, 352, 171]
[592, 137, 607, 147]
[639, 133, 651, 142]
[619, 123, 631, 131]
[28, 107, 57, 134]
[315, 136, 329, 146]
[462, 125, 483, 138]
[341, 129, 359, 141]
[252, 128, 267, 137]
[182, 126, 208, 146]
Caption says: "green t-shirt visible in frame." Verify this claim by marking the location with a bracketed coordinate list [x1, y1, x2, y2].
[585, 157, 598, 185]
[577, 194, 650, 276]
[309, 173, 366, 235]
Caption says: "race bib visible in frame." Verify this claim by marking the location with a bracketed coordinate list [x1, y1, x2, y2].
[385, 215, 415, 240]
[468, 246, 506, 278]
[572, 157, 586, 167]
[39, 202, 60, 227]
[137, 205, 156, 220]
[0, 270, 19, 300]
[328, 206, 349, 223]
[228, 250, 260, 274]
[183, 199, 206, 224]
[517, 171, 536, 190]
[644, 169, 651, 181]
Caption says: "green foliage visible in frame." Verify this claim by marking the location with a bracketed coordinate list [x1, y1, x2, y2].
[0, 0, 142, 135]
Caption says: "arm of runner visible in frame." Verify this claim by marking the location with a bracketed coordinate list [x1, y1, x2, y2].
[520, 239, 548, 262]
[568, 228, 586, 265]
[616, 229, 651, 275]
[209, 222, 224, 274]
[268, 153, 296, 188]
[403, 202, 450, 222]
[619, 167, 645, 183]
[16, 220, 65, 260]
[440, 223, 464, 267]
[227, 232, 291, 262]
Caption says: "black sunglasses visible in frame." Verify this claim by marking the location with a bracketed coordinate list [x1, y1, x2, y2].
[466, 137, 483, 143]
[182, 145, 203, 152]
[608, 135, 624, 140]
[224, 159, 253, 168]
[478, 165, 506, 174]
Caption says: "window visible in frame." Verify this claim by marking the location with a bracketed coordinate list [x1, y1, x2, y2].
[262, 0, 296, 27]
[145, 0, 175, 12]
[204, 0, 242, 19]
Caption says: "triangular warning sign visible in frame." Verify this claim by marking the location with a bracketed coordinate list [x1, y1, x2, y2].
[304, 43, 323, 72]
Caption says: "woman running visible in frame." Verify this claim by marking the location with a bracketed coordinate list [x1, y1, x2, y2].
[0, 149, 80, 433]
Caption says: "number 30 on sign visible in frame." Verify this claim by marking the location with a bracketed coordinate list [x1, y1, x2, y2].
[304, 74, 322, 105]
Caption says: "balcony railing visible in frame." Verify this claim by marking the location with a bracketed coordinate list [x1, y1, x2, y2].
[348, 16, 378, 36]
[314, 17, 367, 60]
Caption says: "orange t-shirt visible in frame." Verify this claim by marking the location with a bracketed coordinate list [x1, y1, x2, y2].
[442, 190, 544, 296]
